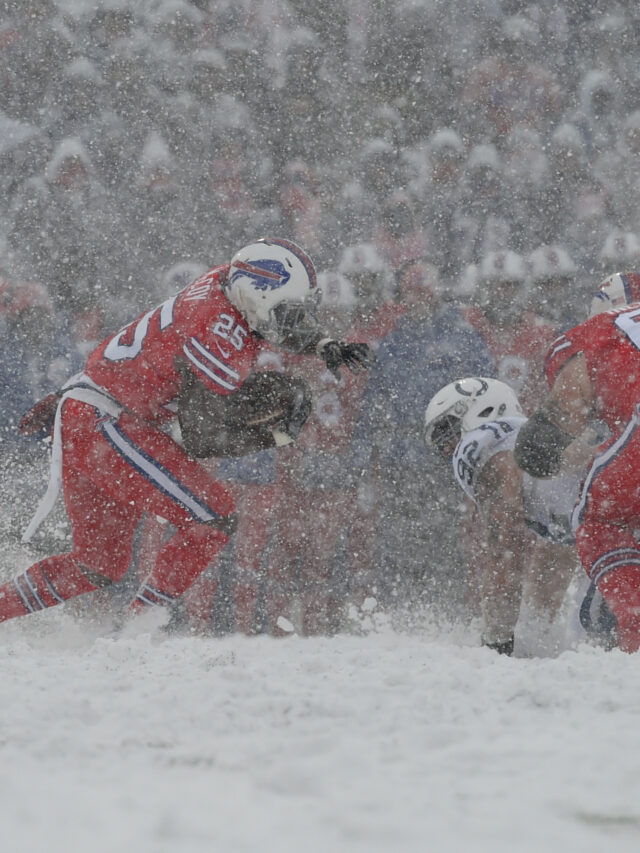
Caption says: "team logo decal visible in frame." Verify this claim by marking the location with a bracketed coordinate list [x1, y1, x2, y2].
[231, 259, 291, 291]
[455, 378, 488, 396]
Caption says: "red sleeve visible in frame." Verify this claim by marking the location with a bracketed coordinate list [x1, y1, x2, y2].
[543, 332, 580, 386]
[172, 267, 258, 396]
[543, 314, 613, 387]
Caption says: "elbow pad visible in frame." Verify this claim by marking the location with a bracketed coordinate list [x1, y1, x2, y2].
[513, 410, 574, 478]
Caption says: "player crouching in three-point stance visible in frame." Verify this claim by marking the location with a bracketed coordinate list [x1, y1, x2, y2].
[424, 378, 580, 656]
[3, 238, 373, 627]
[514, 291, 640, 653]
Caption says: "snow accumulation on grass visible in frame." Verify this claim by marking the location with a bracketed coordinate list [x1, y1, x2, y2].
[1, 607, 640, 853]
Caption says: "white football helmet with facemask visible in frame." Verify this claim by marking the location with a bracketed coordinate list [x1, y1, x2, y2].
[589, 270, 640, 317]
[225, 237, 320, 350]
[424, 376, 523, 452]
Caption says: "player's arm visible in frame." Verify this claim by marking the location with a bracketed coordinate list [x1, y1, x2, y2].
[474, 451, 527, 655]
[251, 290, 375, 378]
[175, 359, 311, 458]
[287, 322, 375, 379]
[515, 353, 594, 477]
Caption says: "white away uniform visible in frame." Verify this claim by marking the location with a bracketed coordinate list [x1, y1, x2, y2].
[452, 417, 580, 545]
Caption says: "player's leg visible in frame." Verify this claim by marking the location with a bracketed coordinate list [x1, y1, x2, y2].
[299, 491, 351, 635]
[574, 428, 640, 652]
[0, 467, 140, 623]
[523, 539, 578, 618]
[346, 479, 382, 609]
[231, 484, 277, 634]
[95, 411, 236, 612]
[516, 538, 579, 656]
[576, 521, 640, 652]
[262, 476, 305, 634]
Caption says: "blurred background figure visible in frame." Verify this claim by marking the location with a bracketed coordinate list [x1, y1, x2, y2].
[352, 260, 493, 616]
[262, 271, 362, 635]
[527, 244, 579, 330]
[457, 143, 509, 268]
[597, 229, 640, 279]
[462, 249, 556, 413]
[460, 12, 564, 142]
[0, 274, 82, 548]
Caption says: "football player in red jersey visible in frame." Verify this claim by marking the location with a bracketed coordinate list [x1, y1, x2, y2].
[514, 300, 640, 652]
[2, 238, 373, 627]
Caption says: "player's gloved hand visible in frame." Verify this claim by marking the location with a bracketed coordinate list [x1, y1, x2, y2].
[277, 375, 313, 441]
[19, 391, 62, 436]
[321, 340, 376, 379]
[482, 635, 514, 656]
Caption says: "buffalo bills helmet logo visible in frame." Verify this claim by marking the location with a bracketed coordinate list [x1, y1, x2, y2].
[230, 259, 291, 291]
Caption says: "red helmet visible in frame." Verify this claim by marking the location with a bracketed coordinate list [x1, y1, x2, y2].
[589, 271, 640, 317]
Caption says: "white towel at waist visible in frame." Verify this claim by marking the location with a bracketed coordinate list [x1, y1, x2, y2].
[22, 373, 123, 543]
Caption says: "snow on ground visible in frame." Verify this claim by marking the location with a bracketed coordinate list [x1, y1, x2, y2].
[2, 607, 640, 853]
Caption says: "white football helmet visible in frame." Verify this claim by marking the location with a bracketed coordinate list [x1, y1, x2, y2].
[424, 377, 523, 452]
[225, 237, 320, 349]
[589, 270, 640, 317]
[598, 230, 640, 269]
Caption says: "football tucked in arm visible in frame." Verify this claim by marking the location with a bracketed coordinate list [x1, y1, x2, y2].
[177, 369, 312, 458]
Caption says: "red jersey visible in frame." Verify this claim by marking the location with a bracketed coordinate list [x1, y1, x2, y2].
[544, 304, 640, 432]
[84, 266, 260, 423]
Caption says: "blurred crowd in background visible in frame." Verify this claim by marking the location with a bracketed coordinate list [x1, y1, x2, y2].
[2, 0, 640, 635]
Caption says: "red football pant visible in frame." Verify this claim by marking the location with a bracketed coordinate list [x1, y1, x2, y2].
[575, 420, 640, 652]
[0, 401, 234, 623]
[180, 483, 278, 633]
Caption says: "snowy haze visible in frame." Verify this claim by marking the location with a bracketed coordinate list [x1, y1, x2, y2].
[2, 611, 640, 853]
[3, 2, 640, 850]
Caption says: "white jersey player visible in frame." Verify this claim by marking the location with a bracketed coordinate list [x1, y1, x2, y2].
[424, 377, 580, 656]
[453, 416, 580, 546]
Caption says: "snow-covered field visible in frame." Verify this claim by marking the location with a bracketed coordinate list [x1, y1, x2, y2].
[2, 607, 640, 853]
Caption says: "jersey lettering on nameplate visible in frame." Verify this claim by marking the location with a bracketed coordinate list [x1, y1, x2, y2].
[84, 266, 259, 423]
[453, 417, 526, 501]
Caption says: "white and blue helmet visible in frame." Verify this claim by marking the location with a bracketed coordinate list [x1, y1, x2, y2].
[424, 377, 523, 451]
[225, 237, 320, 348]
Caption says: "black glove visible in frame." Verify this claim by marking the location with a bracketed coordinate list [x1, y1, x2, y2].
[278, 376, 313, 440]
[482, 635, 514, 656]
[321, 340, 376, 379]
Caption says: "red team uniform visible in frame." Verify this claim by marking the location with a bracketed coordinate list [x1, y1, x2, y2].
[0, 267, 257, 621]
[1, 237, 374, 629]
[545, 304, 640, 652]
